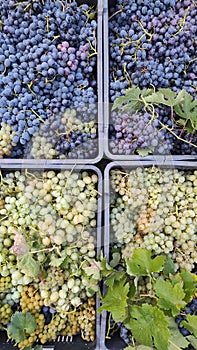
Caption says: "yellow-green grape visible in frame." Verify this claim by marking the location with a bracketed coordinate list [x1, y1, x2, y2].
[20, 285, 44, 314]
[0, 303, 13, 327]
[0, 123, 16, 158]
[111, 167, 197, 271]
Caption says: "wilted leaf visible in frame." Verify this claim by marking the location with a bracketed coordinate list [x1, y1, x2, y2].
[18, 253, 41, 278]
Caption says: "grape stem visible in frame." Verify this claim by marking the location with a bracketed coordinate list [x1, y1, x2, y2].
[159, 121, 197, 149]
[173, 6, 190, 37]
[30, 108, 45, 123]
[29, 246, 61, 256]
[108, 8, 123, 21]
[0, 216, 8, 222]
[137, 20, 154, 41]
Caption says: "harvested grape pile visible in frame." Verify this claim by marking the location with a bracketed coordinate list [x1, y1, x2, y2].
[110, 166, 197, 271]
[0, 0, 98, 159]
[108, 0, 197, 156]
[0, 169, 100, 348]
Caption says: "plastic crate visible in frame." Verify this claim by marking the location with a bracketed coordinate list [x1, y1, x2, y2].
[0, 164, 103, 350]
[101, 160, 197, 349]
[0, 0, 103, 164]
[103, 0, 197, 161]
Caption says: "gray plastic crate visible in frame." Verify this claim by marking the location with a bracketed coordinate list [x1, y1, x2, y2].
[0, 0, 103, 164]
[103, 0, 197, 161]
[0, 164, 103, 350]
[101, 160, 197, 349]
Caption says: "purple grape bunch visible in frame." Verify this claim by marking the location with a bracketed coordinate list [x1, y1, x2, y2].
[109, 111, 172, 155]
[109, 0, 197, 155]
[0, 0, 98, 158]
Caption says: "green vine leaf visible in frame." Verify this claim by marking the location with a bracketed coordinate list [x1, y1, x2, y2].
[181, 314, 197, 337]
[167, 317, 189, 349]
[186, 335, 197, 349]
[126, 248, 166, 276]
[18, 253, 41, 278]
[49, 255, 66, 268]
[125, 304, 170, 350]
[105, 270, 126, 289]
[155, 279, 186, 316]
[7, 312, 36, 343]
[179, 269, 197, 303]
[125, 346, 153, 350]
[145, 88, 184, 107]
[109, 252, 121, 268]
[112, 87, 150, 112]
[137, 146, 154, 156]
[174, 91, 197, 132]
[162, 256, 178, 276]
[98, 276, 129, 322]
[83, 258, 101, 280]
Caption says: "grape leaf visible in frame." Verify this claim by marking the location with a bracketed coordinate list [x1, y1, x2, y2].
[105, 270, 126, 288]
[126, 248, 166, 276]
[49, 255, 66, 267]
[126, 304, 170, 350]
[83, 258, 101, 280]
[155, 279, 186, 316]
[167, 317, 189, 349]
[7, 312, 36, 343]
[179, 269, 197, 303]
[145, 88, 184, 107]
[98, 277, 129, 322]
[110, 252, 121, 268]
[186, 335, 197, 349]
[100, 256, 114, 277]
[34, 346, 43, 350]
[60, 256, 72, 269]
[112, 87, 144, 112]
[137, 146, 154, 157]
[125, 347, 153, 350]
[174, 91, 197, 131]
[18, 253, 41, 278]
[181, 314, 197, 337]
[163, 256, 178, 276]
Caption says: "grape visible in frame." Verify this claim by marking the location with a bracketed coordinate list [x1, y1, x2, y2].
[25, 109, 98, 159]
[0, 168, 99, 346]
[110, 167, 197, 271]
[108, 0, 197, 155]
[109, 110, 172, 155]
[0, 0, 98, 158]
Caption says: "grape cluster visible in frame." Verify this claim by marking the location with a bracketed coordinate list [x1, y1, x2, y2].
[0, 168, 99, 346]
[109, 110, 172, 155]
[0, 123, 16, 158]
[0, 0, 97, 158]
[110, 167, 197, 271]
[25, 108, 98, 159]
[109, 0, 196, 100]
[108, 0, 197, 155]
